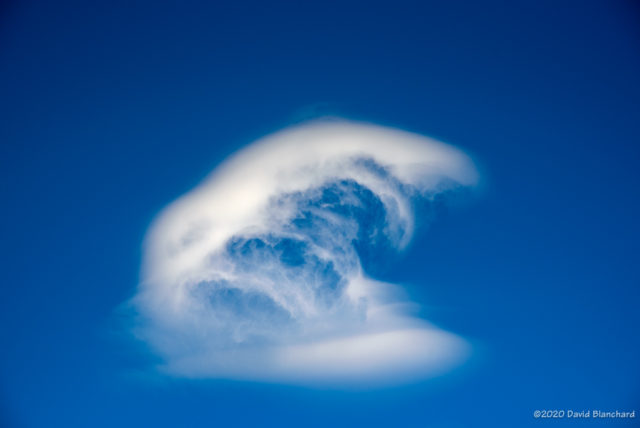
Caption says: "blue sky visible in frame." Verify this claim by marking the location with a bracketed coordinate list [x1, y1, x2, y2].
[1, 0, 639, 426]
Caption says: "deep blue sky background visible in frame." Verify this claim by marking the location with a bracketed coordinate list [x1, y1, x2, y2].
[1, 1, 639, 426]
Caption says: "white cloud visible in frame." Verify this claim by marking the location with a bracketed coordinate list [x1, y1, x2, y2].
[130, 120, 478, 386]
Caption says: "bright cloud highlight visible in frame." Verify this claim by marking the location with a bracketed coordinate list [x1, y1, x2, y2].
[131, 120, 478, 386]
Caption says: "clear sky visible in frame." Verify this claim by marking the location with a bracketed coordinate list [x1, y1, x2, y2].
[1, 0, 639, 427]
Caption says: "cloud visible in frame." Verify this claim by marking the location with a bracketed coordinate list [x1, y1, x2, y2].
[130, 120, 478, 386]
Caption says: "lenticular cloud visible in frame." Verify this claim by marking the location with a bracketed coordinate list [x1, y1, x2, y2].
[131, 120, 478, 385]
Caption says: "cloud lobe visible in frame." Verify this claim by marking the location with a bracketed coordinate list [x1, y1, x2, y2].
[131, 120, 478, 385]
